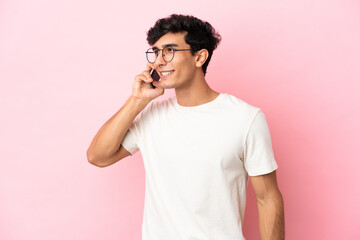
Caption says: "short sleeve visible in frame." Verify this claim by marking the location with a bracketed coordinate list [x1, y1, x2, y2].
[243, 109, 278, 176]
[121, 121, 140, 156]
[121, 101, 156, 155]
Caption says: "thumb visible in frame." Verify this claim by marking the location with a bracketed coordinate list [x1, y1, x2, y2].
[155, 86, 165, 95]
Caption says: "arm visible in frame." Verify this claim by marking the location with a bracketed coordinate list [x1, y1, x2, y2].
[87, 96, 149, 167]
[87, 64, 164, 167]
[250, 170, 285, 240]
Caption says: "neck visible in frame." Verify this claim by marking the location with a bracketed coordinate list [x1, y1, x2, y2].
[175, 70, 220, 107]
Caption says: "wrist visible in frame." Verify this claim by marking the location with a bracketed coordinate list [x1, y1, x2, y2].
[128, 95, 150, 109]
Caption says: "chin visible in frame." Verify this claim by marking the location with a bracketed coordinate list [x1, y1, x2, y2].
[158, 78, 175, 89]
[160, 83, 176, 89]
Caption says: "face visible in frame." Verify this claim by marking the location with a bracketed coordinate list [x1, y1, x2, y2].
[150, 32, 199, 89]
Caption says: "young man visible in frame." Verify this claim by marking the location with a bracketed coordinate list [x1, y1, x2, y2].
[87, 14, 284, 240]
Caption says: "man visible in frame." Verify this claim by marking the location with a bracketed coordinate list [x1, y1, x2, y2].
[87, 14, 284, 240]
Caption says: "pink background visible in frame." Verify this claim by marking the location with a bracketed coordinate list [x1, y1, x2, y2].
[1, 0, 359, 239]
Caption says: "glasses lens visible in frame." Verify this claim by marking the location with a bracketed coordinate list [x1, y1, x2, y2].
[146, 49, 156, 63]
[163, 47, 174, 62]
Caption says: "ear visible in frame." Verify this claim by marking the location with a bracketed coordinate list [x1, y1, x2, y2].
[195, 49, 209, 68]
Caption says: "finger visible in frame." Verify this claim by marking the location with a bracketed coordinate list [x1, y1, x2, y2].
[152, 80, 164, 90]
[145, 63, 156, 80]
[154, 84, 165, 95]
[135, 74, 150, 83]
[146, 62, 154, 72]
[142, 69, 152, 82]
[152, 80, 158, 87]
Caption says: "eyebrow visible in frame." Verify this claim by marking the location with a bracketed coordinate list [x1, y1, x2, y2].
[152, 43, 179, 50]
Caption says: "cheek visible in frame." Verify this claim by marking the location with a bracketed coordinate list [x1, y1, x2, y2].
[183, 61, 196, 76]
[172, 55, 196, 79]
[178, 67, 195, 83]
[177, 58, 196, 73]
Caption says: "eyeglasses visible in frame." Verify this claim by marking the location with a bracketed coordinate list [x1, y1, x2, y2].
[145, 46, 192, 63]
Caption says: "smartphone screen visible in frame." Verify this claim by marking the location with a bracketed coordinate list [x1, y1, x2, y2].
[150, 69, 160, 88]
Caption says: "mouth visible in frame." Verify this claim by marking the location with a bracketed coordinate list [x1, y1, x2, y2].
[159, 70, 175, 80]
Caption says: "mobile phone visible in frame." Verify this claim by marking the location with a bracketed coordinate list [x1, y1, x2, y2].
[150, 69, 160, 89]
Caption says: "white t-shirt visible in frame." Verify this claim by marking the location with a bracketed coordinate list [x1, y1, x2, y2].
[122, 93, 278, 240]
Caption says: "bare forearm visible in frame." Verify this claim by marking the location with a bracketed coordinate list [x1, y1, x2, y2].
[257, 193, 285, 240]
[87, 96, 149, 160]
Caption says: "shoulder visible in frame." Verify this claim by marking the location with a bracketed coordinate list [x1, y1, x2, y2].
[146, 96, 176, 112]
[220, 93, 261, 120]
[137, 96, 176, 119]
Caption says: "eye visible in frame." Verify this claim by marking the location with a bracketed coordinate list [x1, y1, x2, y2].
[164, 47, 175, 55]
[153, 49, 160, 56]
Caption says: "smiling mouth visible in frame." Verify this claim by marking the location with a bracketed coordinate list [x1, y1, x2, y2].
[159, 70, 175, 77]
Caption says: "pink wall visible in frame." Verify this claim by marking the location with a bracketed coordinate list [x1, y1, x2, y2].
[1, 0, 359, 239]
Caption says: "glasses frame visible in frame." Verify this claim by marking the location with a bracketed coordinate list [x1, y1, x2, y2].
[145, 46, 192, 63]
